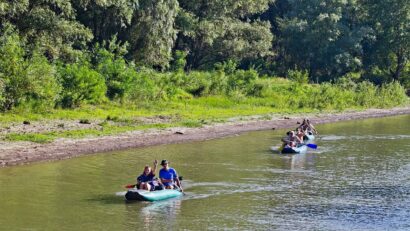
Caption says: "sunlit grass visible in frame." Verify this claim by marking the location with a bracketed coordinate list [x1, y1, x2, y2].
[1, 80, 408, 143]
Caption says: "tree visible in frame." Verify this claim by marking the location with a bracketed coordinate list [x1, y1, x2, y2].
[127, 0, 179, 69]
[175, 0, 274, 69]
[73, 0, 139, 42]
[278, 0, 372, 82]
[362, 0, 410, 82]
[1, 0, 92, 61]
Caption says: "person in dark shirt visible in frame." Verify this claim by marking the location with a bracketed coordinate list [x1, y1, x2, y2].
[159, 160, 183, 192]
[137, 160, 158, 191]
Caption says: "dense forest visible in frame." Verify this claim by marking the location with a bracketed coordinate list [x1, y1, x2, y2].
[0, 0, 408, 112]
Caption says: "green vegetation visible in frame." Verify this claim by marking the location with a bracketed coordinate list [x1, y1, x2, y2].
[0, 0, 408, 143]
[0, 77, 408, 143]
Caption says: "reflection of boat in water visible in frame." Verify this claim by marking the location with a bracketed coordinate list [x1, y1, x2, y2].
[290, 152, 307, 170]
[125, 189, 183, 202]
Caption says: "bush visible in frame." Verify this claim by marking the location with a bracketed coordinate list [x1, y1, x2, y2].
[58, 63, 107, 108]
[228, 69, 259, 95]
[286, 69, 309, 84]
[0, 26, 60, 111]
[377, 81, 408, 107]
[355, 81, 378, 107]
[24, 52, 61, 111]
[170, 50, 188, 71]
[126, 69, 157, 102]
[184, 71, 212, 97]
[95, 48, 134, 101]
[0, 28, 28, 110]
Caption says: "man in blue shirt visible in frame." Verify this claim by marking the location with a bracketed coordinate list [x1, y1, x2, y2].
[159, 159, 183, 192]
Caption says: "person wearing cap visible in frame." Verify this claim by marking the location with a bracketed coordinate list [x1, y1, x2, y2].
[136, 160, 158, 191]
[159, 160, 183, 192]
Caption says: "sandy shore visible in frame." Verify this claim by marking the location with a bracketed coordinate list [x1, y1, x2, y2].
[0, 107, 409, 167]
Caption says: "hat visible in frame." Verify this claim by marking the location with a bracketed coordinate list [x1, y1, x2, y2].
[161, 159, 169, 165]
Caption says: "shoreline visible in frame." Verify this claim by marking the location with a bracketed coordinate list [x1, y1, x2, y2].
[1, 107, 409, 167]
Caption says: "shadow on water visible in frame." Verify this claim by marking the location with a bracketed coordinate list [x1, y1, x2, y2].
[85, 193, 127, 205]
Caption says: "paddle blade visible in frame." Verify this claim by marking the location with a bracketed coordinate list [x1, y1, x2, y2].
[125, 184, 136, 189]
[306, 143, 317, 149]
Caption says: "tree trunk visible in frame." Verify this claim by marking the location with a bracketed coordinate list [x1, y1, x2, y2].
[392, 50, 405, 81]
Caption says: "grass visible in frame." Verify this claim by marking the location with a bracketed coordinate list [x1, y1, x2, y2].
[1, 81, 408, 143]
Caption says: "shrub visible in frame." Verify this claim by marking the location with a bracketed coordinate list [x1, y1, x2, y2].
[228, 69, 259, 95]
[355, 81, 378, 107]
[24, 52, 61, 111]
[0, 28, 28, 110]
[377, 81, 408, 107]
[184, 71, 212, 97]
[58, 63, 107, 108]
[93, 44, 133, 101]
[0, 26, 60, 111]
[286, 69, 309, 84]
[126, 69, 157, 102]
[170, 50, 188, 71]
[214, 60, 238, 75]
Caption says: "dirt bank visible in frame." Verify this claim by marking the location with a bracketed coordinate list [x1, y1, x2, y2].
[1, 107, 409, 167]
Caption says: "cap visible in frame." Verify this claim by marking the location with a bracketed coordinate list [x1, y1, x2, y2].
[161, 159, 169, 165]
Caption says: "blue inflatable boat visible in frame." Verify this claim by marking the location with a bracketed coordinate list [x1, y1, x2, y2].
[281, 144, 308, 154]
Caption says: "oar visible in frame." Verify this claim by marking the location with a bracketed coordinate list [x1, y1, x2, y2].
[306, 143, 317, 149]
[125, 184, 136, 189]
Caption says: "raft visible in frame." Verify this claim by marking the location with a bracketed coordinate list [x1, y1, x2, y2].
[125, 188, 183, 202]
[303, 132, 315, 142]
[281, 144, 308, 154]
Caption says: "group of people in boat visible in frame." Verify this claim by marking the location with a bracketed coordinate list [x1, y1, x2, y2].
[136, 159, 183, 192]
[281, 118, 317, 149]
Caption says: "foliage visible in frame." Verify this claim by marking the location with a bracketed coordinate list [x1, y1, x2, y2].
[362, 0, 410, 82]
[1, 0, 92, 61]
[127, 0, 179, 69]
[170, 50, 188, 71]
[0, 26, 60, 111]
[57, 63, 107, 108]
[0, 0, 408, 118]
[283, 0, 371, 81]
[94, 44, 133, 100]
[286, 69, 309, 84]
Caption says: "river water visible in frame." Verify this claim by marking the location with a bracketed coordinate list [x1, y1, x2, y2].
[0, 115, 409, 230]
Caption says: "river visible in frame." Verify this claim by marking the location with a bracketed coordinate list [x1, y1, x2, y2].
[0, 115, 409, 230]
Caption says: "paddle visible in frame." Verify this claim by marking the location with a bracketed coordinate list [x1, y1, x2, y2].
[306, 143, 317, 149]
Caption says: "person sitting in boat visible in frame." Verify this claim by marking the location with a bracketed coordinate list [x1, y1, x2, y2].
[298, 119, 308, 131]
[306, 119, 318, 135]
[281, 130, 302, 150]
[137, 159, 158, 191]
[298, 118, 318, 135]
[282, 130, 303, 144]
[284, 141, 296, 149]
[159, 159, 183, 192]
[296, 128, 306, 142]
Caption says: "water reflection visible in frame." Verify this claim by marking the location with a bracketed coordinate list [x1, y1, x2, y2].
[277, 153, 317, 171]
[125, 198, 182, 230]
